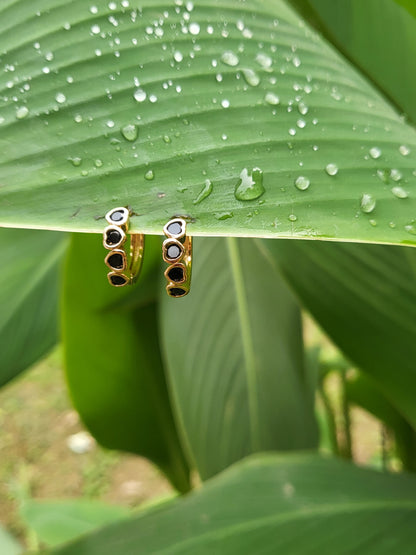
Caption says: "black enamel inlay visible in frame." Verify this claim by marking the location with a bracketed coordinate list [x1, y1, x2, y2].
[106, 229, 122, 245]
[167, 266, 184, 282]
[169, 287, 186, 297]
[108, 253, 124, 269]
[166, 244, 181, 260]
[110, 210, 125, 222]
[167, 221, 183, 236]
[110, 274, 127, 286]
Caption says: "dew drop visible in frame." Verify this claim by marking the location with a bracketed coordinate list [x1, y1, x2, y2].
[391, 186, 408, 199]
[91, 24, 101, 35]
[121, 123, 138, 141]
[235, 167, 265, 201]
[134, 89, 147, 102]
[173, 51, 183, 62]
[163, 135, 171, 143]
[325, 163, 338, 176]
[369, 147, 381, 159]
[215, 211, 233, 220]
[390, 168, 403, 182]
[294, 176, 310, 191]
[106, 120, 115, 128]
[189, 22, 200, 35]
[55, 92, 66, 104]
[241, 68, 260, 87]
[288, 214, 297, 222]
[360, 193, 376, 213]
[16, 106, 29, 119]
[145, 169, 154, 180]
[399, 145, 410, 156]
[95, 159, 103, 168]
[256, 52, 272, 70]
[221, 99, 230, 108]
[68, 156, 82, 166]
[221, 51, 239, 67]
[376, 169, 389, 183]
[265, 92, 280, 105]
[298, 102, 308, 115]
[405, 222, 416, 235]
[193, 179, 213, 204]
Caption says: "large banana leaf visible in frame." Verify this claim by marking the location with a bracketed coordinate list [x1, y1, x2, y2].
[304, 0, 416, 123]
[0, 228, 66, 386]
[1, 0, 416, 245]
[160, 237, 317, 479]
[52, 453, 416, 554]
[266, 239, 416, 427]
[62, 233, 190, 492]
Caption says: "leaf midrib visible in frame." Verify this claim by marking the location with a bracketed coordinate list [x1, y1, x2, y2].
[227, 237, 260, 451]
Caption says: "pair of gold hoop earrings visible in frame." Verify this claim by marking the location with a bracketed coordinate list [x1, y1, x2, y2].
[103, 207, 192, 298]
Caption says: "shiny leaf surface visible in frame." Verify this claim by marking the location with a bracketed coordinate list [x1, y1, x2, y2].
[1, 1, 416, 245]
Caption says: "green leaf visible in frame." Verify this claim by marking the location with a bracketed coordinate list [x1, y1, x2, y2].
[51, 453, 416, 554]
[20, 499, 128, 548]
[160, 237, 317, 479]
[1, 1, 416, 246]
[266, 240, 416, 428]
[62, 233, 190, 492]
[394, 0, 416, 19]
[0, 525, 22, 555]
[0, 228, 66, 387]
[305, 0, 416, 123]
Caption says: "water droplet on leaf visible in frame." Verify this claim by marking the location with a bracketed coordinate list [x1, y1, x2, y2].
[294, 176, 310, 191]
[265, 92, 280, 105]
[369, 147, 381, 159]
[325, 163, 338, 176]
[391, 186, 408, 199]
[134, 89, 146, 102]
[235, 167, 265, 201]
[121, 123, 138, 141]
[193, 179, 213, 204]
[221, 51, 239, 66]
[16, 106, 29, 119]
[241, 68, 260, 87]
[360, 193, 376, 213]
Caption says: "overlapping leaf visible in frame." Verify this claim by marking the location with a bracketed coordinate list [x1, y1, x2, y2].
[160, 237, 317, 479]
[62, 233, 190, 492]
[305, 0, 416, 123]
[0, 228, 66, 387]
[266, 239, 416, 428]
[52, 453, 416, 554]
[0, 0, 416, 245]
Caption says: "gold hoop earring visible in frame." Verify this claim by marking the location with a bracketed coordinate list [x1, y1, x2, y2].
[163, 218, 192, 297]
[103, 207, 144, 287]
